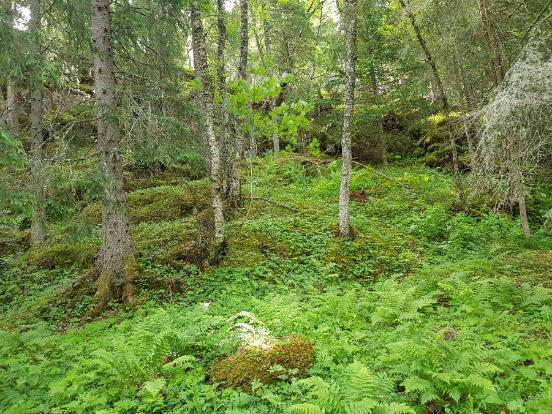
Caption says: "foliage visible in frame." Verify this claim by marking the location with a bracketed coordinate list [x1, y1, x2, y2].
[1, 158, 551, 413]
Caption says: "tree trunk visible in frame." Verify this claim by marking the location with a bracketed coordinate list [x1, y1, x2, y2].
[262, 10, 280, 155]
[91, 0, 135, 313]
[0, 88, 6, 128]
[400, 0, 464, 205]
[216, 0, 231, 196]
[515, 176, 531, 238]
[29, 0, 46, 245]
[6, 78, 18, 133]
[238, 0, 249, 81]
[272, 127, 280, 154]
[478, 0, 503, 87]
[227, 0, 249, 207]
[338, 0, 358, 240]
[191, 0, 226, 247]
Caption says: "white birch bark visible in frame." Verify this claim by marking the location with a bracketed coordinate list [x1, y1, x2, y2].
[338, 0, 358, 240]
[191, 0, 225, 246]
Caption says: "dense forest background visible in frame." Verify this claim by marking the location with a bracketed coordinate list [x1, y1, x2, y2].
[0, 0, 551, 413]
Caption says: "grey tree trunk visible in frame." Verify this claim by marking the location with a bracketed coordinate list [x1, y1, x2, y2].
[272, 126, 280, 154]
[6, 80, 18, 133]
[227, 0, 249, 207]
[0, 88, 6, 128]
[478, 0, 503, 87]
[191, 0, 226, 246]
[91, 0, 135, 313]
[29, 0, 46, 245]
[216, 0, 231, 196]
[515, 175, 531, 238]
[338, 0, 358, 240]
[6, 2, 18, 133]
[400, 0, 464, 205]
[238, 0, 249, 80]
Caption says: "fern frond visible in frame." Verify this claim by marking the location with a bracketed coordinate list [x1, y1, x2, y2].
[383, 402, 416, 414]
[288, 403, 326, 414]
[344, 398, 378, 414]
[342, 362, 378, 402]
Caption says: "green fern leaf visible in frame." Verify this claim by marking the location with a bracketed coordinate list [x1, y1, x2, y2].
[142, 377, 166, 397]
[288, 403, 326, 414]
[344, 398, 378, 414]
[384, 402, 416, 414]
[342, 362, 378, 402]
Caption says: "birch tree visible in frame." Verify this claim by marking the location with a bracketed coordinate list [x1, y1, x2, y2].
[338, 0, 358, 240]
[91, 0, 136, 312]
[190, 0, 226, 247]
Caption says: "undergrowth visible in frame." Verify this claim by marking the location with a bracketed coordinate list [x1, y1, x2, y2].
[0, 155, 550, 413]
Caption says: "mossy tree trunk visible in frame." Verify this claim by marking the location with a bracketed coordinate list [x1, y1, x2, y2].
[400, 0, 464, 205]
[190, 0, 226, 247]
[91, 0, 136, 313]
[29, 0, 46, 246]
[338, 0, 358, 240]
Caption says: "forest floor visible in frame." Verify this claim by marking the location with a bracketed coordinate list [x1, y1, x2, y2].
[1, 155, 551, 413]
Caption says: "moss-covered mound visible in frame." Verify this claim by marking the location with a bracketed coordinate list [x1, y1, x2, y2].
[80, 181, 211, 224]
[210, 335, 314, 391]
[27, 240, 100, 269]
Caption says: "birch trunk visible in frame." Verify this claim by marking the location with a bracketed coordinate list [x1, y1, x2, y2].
[91, 0, 135, 313]
[338, 0, 358, 240]
[191, 0, 226, 246]
[29, 0, 46, 245]
[400, 0, 464, 205]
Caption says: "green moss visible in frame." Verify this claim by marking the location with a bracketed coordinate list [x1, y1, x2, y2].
[0, 228, 28, 257]
[210, 335, 314, 391]
[27, 240, 100, 269]
[80, 181, 212, 224]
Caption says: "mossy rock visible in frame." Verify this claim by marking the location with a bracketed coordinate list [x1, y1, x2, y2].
[27, 240, 100, 269]
[210, 335, 314, 391]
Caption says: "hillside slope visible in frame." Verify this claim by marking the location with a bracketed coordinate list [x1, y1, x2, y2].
[1, 156, 551, 413]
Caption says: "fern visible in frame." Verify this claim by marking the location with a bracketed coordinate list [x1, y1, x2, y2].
[291, 363, 414, 414]
[288, 403, 326, 414]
